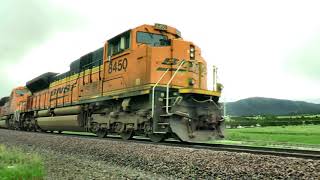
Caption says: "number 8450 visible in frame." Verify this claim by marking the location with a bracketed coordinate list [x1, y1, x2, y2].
[108, 58, 128, 74]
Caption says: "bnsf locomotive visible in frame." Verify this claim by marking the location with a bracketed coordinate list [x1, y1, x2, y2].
[0, 24, 223, 142]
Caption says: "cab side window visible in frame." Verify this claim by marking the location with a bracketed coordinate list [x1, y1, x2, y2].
[108, 31, 130, 56]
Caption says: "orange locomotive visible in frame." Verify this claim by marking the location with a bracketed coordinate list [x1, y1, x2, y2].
[0, 24, 224, 142]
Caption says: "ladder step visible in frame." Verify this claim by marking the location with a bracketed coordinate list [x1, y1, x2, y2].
[162, 106, 172, 108]
[157, 122, 169, 125]
[160, 114, 173, 117]
[153, 132, 167, 134]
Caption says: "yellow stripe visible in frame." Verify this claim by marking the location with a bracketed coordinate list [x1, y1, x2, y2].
[101, 83, 187, 97]
[48, 85, 220, 103]
[85, 69, 91, 75]
[179, 88, 221, 96]
[69, 73, 79, 81]
[49, 65, 103, 88]
[92, 66, 102, 73]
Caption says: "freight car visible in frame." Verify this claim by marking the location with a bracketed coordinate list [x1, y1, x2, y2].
[0, 24, 224, 142]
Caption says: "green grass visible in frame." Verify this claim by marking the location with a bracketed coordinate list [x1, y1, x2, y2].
[216, 125, 320, 149]
[0, 145, 44, 180]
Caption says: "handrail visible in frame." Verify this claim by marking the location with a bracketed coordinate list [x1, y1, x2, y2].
[213, 65, 217, 91]
[166, 60, 186, 114]
[151, 69, 170, 117]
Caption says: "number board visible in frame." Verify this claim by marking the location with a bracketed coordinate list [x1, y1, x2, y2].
[108, 58, 128, 74]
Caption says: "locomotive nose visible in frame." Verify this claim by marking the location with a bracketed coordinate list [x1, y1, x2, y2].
[169, 115, 224, 142]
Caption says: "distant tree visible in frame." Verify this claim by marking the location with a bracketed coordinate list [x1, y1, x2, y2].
[265, 115, 277, 120]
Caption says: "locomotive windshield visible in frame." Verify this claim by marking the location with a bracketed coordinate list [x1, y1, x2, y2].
[15, 89, 28, 96]
[137, 32, 170, 46]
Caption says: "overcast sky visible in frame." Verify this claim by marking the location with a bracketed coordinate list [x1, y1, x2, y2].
[0, 0, 319, 103]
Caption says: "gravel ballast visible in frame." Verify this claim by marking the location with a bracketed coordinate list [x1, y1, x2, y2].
[0, 129, 319, 179]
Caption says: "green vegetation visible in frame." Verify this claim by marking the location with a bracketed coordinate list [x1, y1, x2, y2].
[218, 125, 320, 148]
[0, 145, 44, 180]
[225, 115, 320, 128]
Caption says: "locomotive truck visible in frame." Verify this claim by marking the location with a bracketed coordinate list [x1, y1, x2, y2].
[0, 24, 224, 142]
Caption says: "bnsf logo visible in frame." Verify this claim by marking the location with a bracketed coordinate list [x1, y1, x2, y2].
[50, 85, 72, 96]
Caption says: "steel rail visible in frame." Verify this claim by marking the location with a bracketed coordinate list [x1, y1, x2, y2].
[179, 142, 320, 160]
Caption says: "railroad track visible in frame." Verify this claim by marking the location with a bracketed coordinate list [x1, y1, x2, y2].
[60, 132, 320, 160]
[178, 142, 320, 160]
[3, 129, 320, 160]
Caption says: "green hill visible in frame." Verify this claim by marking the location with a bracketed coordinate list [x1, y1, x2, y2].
[225, 97, 320, 116]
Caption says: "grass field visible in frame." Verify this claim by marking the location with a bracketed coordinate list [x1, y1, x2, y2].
[217, 125, 320, 149]
[0, 145, 44, 180]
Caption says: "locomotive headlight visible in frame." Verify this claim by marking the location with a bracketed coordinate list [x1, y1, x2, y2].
[190, 45, 195, 60]
[190, 52, 195, 58]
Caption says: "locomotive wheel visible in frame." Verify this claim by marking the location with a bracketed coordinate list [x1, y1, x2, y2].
[120, 130, 133, 140]
[149, 133, 165, 143]
[96, 129, 108, 138]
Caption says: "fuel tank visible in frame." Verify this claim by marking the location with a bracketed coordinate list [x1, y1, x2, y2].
[37, 115, 84, 131]
[38, 110, 50, 117]
[53, 106, 81, 116]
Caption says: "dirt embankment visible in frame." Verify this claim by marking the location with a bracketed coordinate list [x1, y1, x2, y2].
[0, 129, 319, 179]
